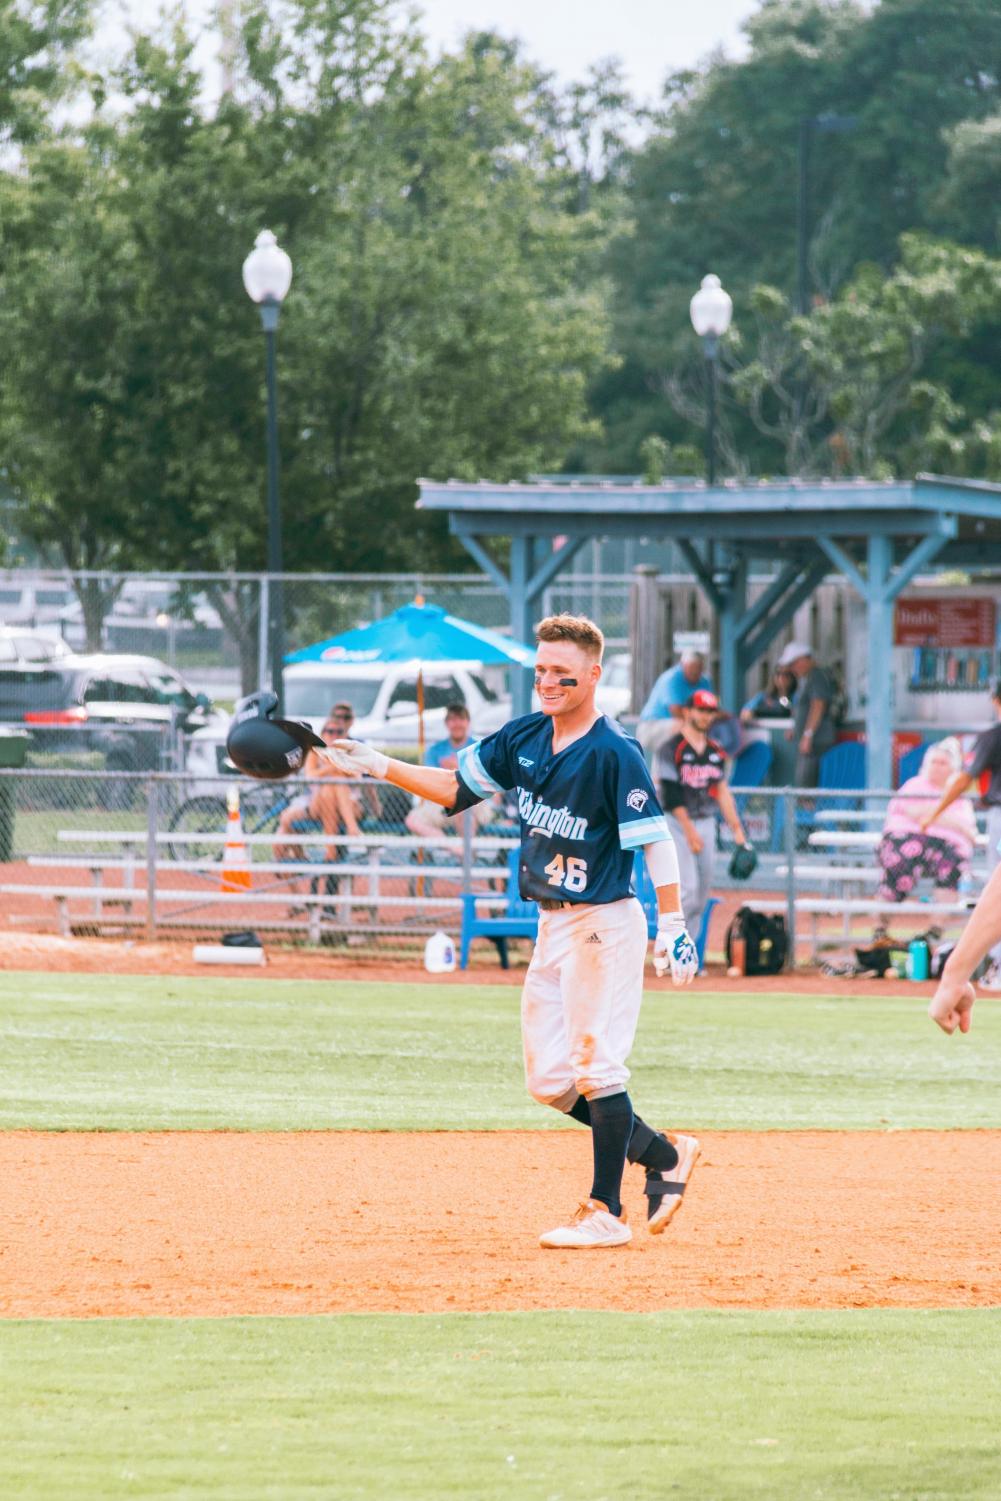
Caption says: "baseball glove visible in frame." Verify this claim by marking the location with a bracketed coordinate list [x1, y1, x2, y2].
[728, 843, 758, 881]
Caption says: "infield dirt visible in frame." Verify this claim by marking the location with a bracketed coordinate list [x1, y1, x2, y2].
[2, 1128, 998, 1318]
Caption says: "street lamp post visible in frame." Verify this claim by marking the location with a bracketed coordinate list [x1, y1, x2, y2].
[242, 228, 293, 710]
[689, 273, 733, 486]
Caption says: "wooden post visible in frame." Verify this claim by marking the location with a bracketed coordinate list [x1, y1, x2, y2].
[629, 565, 666, 714]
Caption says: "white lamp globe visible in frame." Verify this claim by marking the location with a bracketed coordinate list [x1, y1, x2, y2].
[689, 274, 733, 338]
[242, 229, 293, 305]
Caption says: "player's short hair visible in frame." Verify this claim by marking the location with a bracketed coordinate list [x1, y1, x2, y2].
[330, 701, 354, 720]
[444, 701, 470, 718]
[535, 613, 604, 661]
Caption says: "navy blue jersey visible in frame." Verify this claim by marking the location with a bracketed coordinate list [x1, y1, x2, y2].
[453, 712, 674, 905]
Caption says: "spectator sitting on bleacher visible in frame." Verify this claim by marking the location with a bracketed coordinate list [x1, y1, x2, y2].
[424, 702, 474, 771]
[273, 703, 363, 866]
[876, 738, 975, 905]
[739, 667, 796, 723]
[406, 702, 497, 845]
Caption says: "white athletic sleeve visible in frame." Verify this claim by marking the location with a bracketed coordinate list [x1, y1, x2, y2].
[643, 836, 680, 889]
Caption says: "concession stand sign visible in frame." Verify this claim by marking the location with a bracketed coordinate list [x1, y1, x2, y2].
[894, 597, 996, 648]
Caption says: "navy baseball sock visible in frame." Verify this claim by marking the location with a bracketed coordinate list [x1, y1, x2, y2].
[568, 1097, 679, 1173]
[587, 1091, 634, 1218]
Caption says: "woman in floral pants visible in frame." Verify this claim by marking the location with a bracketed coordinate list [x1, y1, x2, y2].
[877, 740, 976, 903]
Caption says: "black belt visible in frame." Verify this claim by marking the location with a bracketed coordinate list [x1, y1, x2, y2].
[537, 897, 572, 911]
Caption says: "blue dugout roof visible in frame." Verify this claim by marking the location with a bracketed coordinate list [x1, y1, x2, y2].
[416, 473, 1001, 787]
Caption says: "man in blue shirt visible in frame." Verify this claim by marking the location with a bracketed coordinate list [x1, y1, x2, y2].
[425, 702, 474, 770]
[322, 614, 701, 1250]
[640, 650, 713, 723]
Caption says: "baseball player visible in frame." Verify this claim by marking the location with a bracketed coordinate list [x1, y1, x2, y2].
[657, 690, 751, 952]
[316, 613, 701, 1249]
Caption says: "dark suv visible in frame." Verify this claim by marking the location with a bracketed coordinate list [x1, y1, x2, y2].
[0, 653, 213, 775]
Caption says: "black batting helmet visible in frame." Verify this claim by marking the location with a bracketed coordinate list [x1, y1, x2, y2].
[225, 691, 325, 780]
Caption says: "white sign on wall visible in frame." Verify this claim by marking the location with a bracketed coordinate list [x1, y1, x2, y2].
[673, 630, 710, 658]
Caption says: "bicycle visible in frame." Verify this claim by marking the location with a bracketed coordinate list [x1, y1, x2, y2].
[166, 779, 414, 861]
[166, 782, 306, 862]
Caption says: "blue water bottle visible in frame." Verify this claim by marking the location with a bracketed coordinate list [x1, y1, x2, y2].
[906, 939, 929, 983]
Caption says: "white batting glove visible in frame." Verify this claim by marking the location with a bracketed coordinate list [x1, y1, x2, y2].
[317, 738, 389, 780]
[654, 912, 699, 986]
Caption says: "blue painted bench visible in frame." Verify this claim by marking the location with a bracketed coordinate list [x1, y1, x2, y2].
[459, 849, 718, 971]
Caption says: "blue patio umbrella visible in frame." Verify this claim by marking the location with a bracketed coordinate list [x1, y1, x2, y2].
[285, 600, 534, 668]
[285, 599, 534, 753]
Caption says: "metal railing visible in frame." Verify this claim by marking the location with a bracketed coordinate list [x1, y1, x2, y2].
[0, 769, 981, 959]
[0, 768, 518, 948]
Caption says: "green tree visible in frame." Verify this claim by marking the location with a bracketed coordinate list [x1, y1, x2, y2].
[730, 236, 1001, 477]
[583, 0, 1001, 475]
[0, 0, 90, 144]
[0, 8, 613, 667]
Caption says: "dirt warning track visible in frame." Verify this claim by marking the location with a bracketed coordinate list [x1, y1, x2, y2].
[2, 1129, 999, 1317]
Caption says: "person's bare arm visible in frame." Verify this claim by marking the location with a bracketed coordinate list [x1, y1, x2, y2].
[715, 782, 748, 845]
[670, 806, 702, 852]
[799, 697, 826, 754]
[918, 770, 973, 831]
[655, 882, 683, 916]
[928, 862, 1001, 1033]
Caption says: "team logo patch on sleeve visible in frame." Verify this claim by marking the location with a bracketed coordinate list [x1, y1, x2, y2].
[626, 789, 649, 812]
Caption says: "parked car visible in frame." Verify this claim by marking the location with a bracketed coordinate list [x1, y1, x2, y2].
[0, 581, 76, 629]
[183, 660, 511, 794]
[595, 653, 632, 722]
[0, 653, 214, 792]
[0, 626, 73, 667]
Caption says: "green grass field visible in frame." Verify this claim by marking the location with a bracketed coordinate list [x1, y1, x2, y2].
[4, 1312, 1001, 1500]
[1, 971, 999, 1131]
[3, 971, 999, 1499]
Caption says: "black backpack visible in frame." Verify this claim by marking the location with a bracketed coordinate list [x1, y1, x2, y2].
[725, 906, 788, 975]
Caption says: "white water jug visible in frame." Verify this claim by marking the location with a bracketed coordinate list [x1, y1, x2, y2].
[424, 930, 456, 974]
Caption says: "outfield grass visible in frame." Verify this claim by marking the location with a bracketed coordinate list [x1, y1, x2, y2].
[3, 1311, 1000, 1500]
[13, 807, 148, 857]
[1, 973, 999, 1131]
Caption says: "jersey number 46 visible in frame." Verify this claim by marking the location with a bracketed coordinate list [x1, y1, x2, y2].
[544, 853, 588, 893]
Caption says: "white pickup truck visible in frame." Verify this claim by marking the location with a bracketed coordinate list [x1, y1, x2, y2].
[184, 658, 511, 791]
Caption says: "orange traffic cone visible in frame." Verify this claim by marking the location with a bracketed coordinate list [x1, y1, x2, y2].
[221, 788, 252, 892]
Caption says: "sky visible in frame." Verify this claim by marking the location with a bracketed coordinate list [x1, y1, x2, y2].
[103, 0, 761, 106]
[414, 0, 759, 101]
[413, 0, 760, 102]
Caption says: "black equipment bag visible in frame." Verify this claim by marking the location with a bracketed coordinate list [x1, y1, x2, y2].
[725, 905, 788, 975]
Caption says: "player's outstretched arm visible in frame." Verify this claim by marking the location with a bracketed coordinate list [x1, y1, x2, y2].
[318, 739, 459, 809]
[929, 861, 1001, 1032]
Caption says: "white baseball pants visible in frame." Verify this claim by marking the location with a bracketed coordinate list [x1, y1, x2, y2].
[521, 896, 648, 1108]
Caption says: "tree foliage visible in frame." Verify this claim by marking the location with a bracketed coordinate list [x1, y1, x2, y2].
[3, 0, 1001, 582]
[583, 0, 1001, 476]
[0, 4, 612, 584]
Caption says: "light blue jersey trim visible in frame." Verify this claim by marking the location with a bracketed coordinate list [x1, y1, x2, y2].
[619, 815, 673, 850]
[457, 742, 504, 797]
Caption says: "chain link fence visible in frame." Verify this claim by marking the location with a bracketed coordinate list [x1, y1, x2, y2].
[0, 569, 634, 707]
[0, 770, 983, 966]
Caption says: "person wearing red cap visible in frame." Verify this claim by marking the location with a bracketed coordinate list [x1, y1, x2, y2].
[656, 690, 752, 958]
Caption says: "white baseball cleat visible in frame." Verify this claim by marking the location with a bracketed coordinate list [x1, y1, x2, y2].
[645, 1133, 701, 1235]
[539, 1198, 632, 1249]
